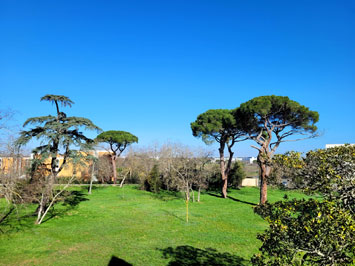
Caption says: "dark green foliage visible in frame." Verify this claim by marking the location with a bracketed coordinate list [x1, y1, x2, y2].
[253, 146, 355, 265]
[208, 161, 246, 190]
[300, 145, 355, 213]
[95, 130, 138, 184]
[40, 94, 74, 107]
[269, 151, 305, 188]
[271, 145, 355, 211]
[252, 199, 355, 265]
[191, 109, 238, 144]
[144, 164, 162, 193]
[234, 95, 319, 204]
[19, 116, 99, 150]
[229, 161, 246, 188]
[96, 130, 138, 152]
[235, 95, 319, 135]
[16, 95, 100, 175]
[191, 109, 247, 197]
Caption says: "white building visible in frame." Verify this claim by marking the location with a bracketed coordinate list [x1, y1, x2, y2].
[211, 156, 257, 164]
[235, 156, 257, 164]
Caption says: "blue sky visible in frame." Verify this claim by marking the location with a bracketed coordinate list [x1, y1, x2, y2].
[1, 0, 354, 156]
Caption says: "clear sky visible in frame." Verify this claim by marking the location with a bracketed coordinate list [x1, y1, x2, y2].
[1, 0, 354, 156]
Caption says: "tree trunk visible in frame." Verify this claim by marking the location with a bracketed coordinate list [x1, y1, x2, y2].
[35, 173, 55, 223]
[258, 155, 271, 205]
[197, 187, 201, 202]
[35, 193, 45, 224]
[36, 176, 75, 224]
[219, 142, 228, 198]
[88, 178, 93, 194]
[222, 178, 228, 199]
[88, 161, 95, 194]
[111, 155, 117, 185]
[259, 167, 268, 205]
[186, 198, 189, 223]
[186, 181, 190, 201]
[119, 171, 128, 188]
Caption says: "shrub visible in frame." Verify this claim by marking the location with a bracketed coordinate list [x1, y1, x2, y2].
[253, 145, 355, 265]
[252, 199, 355, 265]
[208, 161, 245, 191]
[143, 164, 162, 193]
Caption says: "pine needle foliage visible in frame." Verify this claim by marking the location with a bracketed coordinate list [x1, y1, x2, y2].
[16, 94, 101, 178]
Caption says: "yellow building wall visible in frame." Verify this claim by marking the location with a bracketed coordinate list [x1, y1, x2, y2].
[1, 153, 94, 181]
[1, 150, 113, 181]
[0, 157, 29, 175]
[56, 157, 92, 180]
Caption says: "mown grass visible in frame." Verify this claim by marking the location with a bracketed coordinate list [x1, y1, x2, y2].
[0, 186, 309, 266]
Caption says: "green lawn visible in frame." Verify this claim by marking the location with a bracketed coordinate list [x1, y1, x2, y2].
[0, 186, 308, 266]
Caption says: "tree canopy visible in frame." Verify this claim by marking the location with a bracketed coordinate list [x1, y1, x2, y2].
[96, 130, 138, 155]
[40, 94, 74, 107]
[191, 109, 238, 144]
[95, 130, 138, 184]
[16, 94, 101, 177]
[234, 95, 319, 204]
[235, 95, 319, 143]
[253, 145, 355, 265]
[191, 109, 247, 198]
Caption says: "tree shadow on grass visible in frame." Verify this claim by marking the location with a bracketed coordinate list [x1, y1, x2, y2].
[227, 196, 257, 206]
[207, 192, 224, 198]
[0, 206, 22, 233]
[207, 193, 256, 206]
[84, 184, 108, 192]
[0, 206, 15, 226]
[41, 190, 89, 223]
[0, 190, 90, 232]
[108, 255, 132, 266]
[149, 190, 183, 201]
[160, 245, 247, 266]
[0, 206, 37, 234]
[161, 210, 185, 222]
[61, 190, 89, 206]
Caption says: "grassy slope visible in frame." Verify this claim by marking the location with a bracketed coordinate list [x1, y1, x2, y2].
[0, 186, 308, 266]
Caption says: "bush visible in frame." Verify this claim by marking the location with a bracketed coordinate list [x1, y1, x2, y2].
[207, 161, 245, 191]
[142, 164, 162, 193]
[252, 199, 355, 265]
[252, 145, 355, 265]
[269, 151, 304, 188]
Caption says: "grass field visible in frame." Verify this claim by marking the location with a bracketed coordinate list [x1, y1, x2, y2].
[0, 186, 309, 266]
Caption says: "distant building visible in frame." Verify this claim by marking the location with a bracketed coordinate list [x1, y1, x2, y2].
[241, 177, 259, 187]
[0, 156, 31, 175]
[235, 157, 257, 164]
[0, 150, 109, 180]
[211, 156, 257, 164]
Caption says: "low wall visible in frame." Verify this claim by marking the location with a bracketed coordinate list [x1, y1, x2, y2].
[241, 178, 259, 187]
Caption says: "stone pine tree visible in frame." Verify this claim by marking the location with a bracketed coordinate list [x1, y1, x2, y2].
[16, 94, 101, 223]
[95, 130, 138, 185]
[191, 109, 247, 198]
[234, 95, 319, 205]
